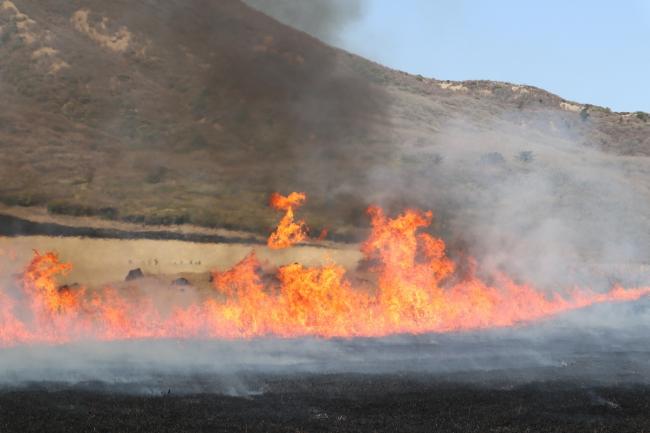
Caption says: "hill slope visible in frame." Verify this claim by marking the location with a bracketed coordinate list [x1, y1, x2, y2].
[0, 0, 649, 248]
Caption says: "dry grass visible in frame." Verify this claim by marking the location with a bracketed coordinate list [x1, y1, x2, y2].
[0, 236, 361, 287]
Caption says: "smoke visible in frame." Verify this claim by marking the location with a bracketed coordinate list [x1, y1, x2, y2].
[366, 106, 650, 291]
[0, 0, 390, 228]
[1, 299, 649, 394]
[242, 0, 366, 44]
[148, 0, 391, 195]
[2, 0, 650, 394]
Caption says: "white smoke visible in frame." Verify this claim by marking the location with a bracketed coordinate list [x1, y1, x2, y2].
[366, 106, 650, 291]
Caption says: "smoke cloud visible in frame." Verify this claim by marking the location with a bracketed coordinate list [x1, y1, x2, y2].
[242, 0, 366, 44]
[365, 106, 650, 291]
[1, 299, 649, 394]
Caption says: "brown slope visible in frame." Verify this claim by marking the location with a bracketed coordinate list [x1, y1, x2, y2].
[0, 0, 648, 242]
[0, 0, 391, 237]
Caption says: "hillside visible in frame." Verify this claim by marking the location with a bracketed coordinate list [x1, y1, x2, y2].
[1, 0, 649, 249]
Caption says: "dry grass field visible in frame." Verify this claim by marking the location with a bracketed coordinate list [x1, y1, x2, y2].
[0, 236, 361, 288]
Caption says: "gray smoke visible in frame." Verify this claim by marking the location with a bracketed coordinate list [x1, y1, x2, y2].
[365, 106, 650, 291]
[243, 0, 366, 43]
[1, 299, 650, 394]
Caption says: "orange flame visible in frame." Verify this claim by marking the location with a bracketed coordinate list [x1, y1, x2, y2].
[267, 192, 308, 249]
[0, 193, 649, 347]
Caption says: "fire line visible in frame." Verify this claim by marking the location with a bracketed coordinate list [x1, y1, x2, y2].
[0, 192, 649, 347]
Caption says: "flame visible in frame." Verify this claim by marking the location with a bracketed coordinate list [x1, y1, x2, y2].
[0, 193, 649, 347]
[267, 192, 308, 249]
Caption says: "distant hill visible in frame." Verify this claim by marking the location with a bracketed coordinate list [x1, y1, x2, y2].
[1, 0, 649, 246]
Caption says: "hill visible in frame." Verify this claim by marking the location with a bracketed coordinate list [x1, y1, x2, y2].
[1, 0, 649, 254]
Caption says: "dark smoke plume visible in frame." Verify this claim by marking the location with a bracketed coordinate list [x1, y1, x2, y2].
[0, 0, 392, 232]
[242, 0, 366, 43]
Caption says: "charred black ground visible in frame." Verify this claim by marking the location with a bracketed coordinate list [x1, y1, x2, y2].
[2, 372, 650, 432]
[1, 300, 650, 432]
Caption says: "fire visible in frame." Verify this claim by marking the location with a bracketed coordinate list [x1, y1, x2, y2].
[267, 192, 308, 249]
[0, 192, 649, 347]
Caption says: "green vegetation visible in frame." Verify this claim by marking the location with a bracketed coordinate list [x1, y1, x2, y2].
[143, 209, 190, 226]
[47, 200, 97, 217]
[0, 193, 46, 207]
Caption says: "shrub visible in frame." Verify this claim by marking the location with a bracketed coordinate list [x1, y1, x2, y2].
[517, 150, 534, 163]
[97, 207, 118, 219]
[145, 166, 168, 184]
[1, 193, 45, 207]
[47, 200, 95, 217]
[144, 210, 190, 226]
[191, 89, 209, 117]
[0, 22, 17, 46]
[122, 214, 145, 224]
[480, 152, 505, 165]
[189, 134, 209, 150]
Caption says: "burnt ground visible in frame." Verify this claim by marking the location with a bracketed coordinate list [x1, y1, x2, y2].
[1, 300, 650, 432]
[0, 213, 262, 245]
[0, 376, 649, 433]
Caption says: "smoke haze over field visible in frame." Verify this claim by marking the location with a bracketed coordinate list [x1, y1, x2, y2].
[364, 107, 650, 291]
[1, 297, 650, 393]
[235, 2, 650, 283]
[236, 0, 650, 294]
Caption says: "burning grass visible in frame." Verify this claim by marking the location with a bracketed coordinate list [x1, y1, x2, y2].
[267, 192, 308, 249]
[0, 193, 649, 347]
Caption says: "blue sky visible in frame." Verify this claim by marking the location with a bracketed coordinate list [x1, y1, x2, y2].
[339, 1, 649, 112]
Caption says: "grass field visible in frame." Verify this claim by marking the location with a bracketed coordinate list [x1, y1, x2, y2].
[0, 236, 361, 288]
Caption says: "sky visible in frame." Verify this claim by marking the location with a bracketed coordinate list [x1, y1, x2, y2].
[338, 0, 650, 113]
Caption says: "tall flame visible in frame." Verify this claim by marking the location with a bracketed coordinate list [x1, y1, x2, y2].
[0, 192, 649, 347]
[267, 192, 308, 249]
